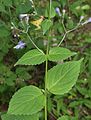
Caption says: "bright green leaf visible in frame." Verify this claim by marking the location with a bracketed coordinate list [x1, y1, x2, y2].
[15, 49, 46, 66]
[41, 19, 53, 34]
[46, 59, 83, 95]
[81, 5, 90, 10]
[8, 85, 45, 115]
[1, 114, 39, 120]
[48, 47, 76, 62]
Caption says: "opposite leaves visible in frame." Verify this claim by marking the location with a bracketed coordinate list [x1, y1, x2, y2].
[8, 85, 45, 115]
[48, 47, 76, 62]
[15, 49, 46, 66]
[14, 47, 76, 66]
[46, 59, 83, 95]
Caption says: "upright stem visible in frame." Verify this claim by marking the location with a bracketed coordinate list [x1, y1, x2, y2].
[45, 43, 49, 120]
[45, 24, 50, 120]
[45, 1, 51, 120]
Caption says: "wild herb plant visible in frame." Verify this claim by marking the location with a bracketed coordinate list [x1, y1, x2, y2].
[1, 0, 91, 120]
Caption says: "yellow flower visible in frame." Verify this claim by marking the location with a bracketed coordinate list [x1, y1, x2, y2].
[30, 16, 44, 29]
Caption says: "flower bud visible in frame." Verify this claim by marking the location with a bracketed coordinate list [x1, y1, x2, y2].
[55, 7, 61, 16]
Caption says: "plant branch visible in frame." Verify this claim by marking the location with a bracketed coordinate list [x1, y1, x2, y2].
[26, 33, 44, 54]
[58, 21, 81, 46]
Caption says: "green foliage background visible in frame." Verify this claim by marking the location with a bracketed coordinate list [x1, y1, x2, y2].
[0, 0, 91, 119]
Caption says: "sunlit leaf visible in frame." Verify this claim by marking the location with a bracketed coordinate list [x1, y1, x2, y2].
[15, 49, 46, 66]
[46, 59, 83, 95]
[1, 114, 39, 120]
[8, 85, 45, 115]
[48, 47, 76, 62]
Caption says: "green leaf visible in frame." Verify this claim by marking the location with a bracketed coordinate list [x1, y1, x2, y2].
[48, 47, 76, 62]
[15, 49, 46, 66]
[83, 99, 91, 109]
[76, 85, 88, 97]
[58, 115, 70, 120]
[1, 114, 39, 120]
[57, 115, 69, 120]
[88, 56, 91, 74]
[81, 5, 90, 10]
[3, 0, 12, 7]
[45, 4, 56, 18]
[66, 19, 74, 29]
[0, 3, 6, 13]
[41, 19, 53, 35]
[59, 0, 67, 7]
[16, 1, 33, 15]
[0, 25, 9, 37]
[8, 85, 45, 115]
[46, 59, 83, 95]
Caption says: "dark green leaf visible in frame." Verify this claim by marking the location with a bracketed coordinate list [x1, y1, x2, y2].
[3, 0, 12, 7]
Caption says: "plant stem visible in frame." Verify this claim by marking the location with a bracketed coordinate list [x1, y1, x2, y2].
[26, 33, 44, 54]
[58, 22, 81, 46]
[45, 53, 48, 120]
[45, 1, 51, 119]
[45, 33, 50, 120]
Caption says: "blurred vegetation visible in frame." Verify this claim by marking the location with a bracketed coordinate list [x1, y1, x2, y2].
[0, 0, 91, 119]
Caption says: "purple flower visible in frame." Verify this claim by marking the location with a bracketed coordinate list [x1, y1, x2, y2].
[14, 41, 26, 49]
[81, 17, 91, 25]
[55, 7, 61, 16]
[87, 17, 91, 23]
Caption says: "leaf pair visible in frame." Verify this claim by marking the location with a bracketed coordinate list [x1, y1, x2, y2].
[3, 47, 82, 119]
[15, 47, 76, 66]
[3, 59, 82, 118]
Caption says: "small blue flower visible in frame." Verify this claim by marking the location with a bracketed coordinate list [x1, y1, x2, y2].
[55, 7, 61, 16]
[87, 17, 91, 23]
[81, 17, 91, 25]
[14, 41, 26, 49]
